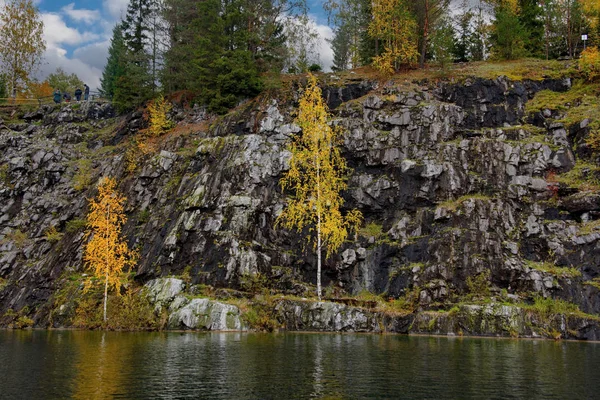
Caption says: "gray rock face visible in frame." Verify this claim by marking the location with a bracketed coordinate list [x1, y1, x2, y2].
[276, 300, 379, 332]
[0, 77, 599, 333]
[275, 299, 412, 333]
[276, 300, 600, 340]
[144, 278, 246, 331]
[145, 278, 185, 311]
[167, 298, 246, 331]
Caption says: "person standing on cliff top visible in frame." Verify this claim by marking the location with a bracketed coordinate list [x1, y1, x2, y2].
[74, 87, 82, 102]
[53, 89, 61, 104]
[84, 84, 89, 101]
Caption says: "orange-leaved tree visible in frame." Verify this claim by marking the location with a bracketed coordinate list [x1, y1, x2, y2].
[28, 80, 53, 99]
[84, 177, 137, 322]
[277, 74, 362, 300]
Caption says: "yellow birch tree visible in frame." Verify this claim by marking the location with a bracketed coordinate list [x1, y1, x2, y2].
[582, 0, 600, 31]
[84, 177, 137, 322]
[278, 74, 362, 300]
[0, 0, 45, 97]
[369, 0, 418, 74]
[147, 94, 174, 137]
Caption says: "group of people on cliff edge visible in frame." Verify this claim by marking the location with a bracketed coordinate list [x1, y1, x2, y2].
[53, 84, 90, 104]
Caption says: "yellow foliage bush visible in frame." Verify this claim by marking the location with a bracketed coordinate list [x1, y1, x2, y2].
[579, 47, 600, 82]
[125, 138, 154, 174]
[74, 287, 158, 330]
[147, 95, 174, 137]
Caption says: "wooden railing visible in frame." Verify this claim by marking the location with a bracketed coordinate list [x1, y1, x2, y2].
[0, 92, 109, 107]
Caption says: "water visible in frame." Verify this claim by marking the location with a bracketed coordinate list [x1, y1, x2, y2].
[1, 330, 599, 399]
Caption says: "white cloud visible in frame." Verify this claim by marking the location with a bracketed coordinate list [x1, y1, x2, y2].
[37, 11, 108, 91]
[314, 23, 334, 72]
[61, 3, 101, 24]
[73, 40, 110, 72]
[41, 45, 102, 91]
[103, 0, 129, 20]
[42, 13, 100, 47]
[283, 14, 334, 72]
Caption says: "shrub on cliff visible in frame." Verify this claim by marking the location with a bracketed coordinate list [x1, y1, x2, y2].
[147, 95, 173, 137]
[579, 47, 600, 82]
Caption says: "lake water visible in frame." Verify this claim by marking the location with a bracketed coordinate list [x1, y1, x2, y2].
[1, 330, 599, 399]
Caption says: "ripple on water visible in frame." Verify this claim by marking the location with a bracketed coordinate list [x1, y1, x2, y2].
[1, 331, 599, 399]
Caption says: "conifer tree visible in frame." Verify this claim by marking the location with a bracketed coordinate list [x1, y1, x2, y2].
[430, 16, 456, 69]
[84, 177, 137, 323]
[540, 0, 560, 59]
[490, 5, 528, 59]
[101, 24, 126, 99]
[410, 0, 451, 68]
[162, 0, 290, 112]
[0, 74, 8, 102]
[518, 0, 545, 57]
[325, 0, 372, 69]
[331, 24, 352, 71]
[278, 74, 362, 300]
[117, 0, 158, 108]
[453, 0, 475, 62]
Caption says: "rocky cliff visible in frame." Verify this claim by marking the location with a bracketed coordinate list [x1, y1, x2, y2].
[0, 73, 599, 338]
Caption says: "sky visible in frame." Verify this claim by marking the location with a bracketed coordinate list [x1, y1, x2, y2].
[26, 0, 334, 91]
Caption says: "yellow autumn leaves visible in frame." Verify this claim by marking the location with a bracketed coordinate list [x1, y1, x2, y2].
[369, 0, 419, 75]
[147, 95, 174, 137]
[84, 177, 137, 321]
[278, 74, 362, 299]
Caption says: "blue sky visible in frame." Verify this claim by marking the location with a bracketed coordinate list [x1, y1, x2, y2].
[31, 0, 332, 90]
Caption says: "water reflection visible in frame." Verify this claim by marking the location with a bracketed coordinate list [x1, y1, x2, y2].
[1, 331, 599, 399]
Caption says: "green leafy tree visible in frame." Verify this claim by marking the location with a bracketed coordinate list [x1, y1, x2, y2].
[47, 67, 84, 95]
[0, 0, 45, 96]
[283, 13, 319, 73]
[277, 74, 362, 300]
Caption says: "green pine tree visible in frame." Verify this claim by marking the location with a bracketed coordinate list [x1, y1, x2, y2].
[163, 0, 282, 114]
[518, 0, 544, 58]
[331, 24, 352, 71]
[490, 6, 527, 60]
[100, 24, 126, 99]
